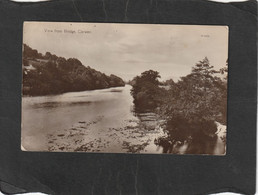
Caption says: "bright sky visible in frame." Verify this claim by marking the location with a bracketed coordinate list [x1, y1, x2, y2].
[23, 22, 228, 81]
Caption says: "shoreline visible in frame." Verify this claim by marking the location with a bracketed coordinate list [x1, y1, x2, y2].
[22, 84, 127, 97]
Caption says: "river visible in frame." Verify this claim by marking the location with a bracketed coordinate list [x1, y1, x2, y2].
[21, 85, 165, 153]
[22, 85, 226, 154]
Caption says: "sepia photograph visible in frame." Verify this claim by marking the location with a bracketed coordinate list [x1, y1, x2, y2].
[21, 22, 228, 155]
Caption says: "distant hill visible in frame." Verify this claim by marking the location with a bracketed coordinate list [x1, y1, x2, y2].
[22, 44, 125, 96]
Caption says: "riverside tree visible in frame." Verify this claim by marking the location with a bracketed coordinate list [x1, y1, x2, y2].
[130, 70, 163, 112]
[157, 57, 227, 153]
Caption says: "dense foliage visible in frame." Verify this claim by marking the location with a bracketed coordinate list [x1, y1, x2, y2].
[131, 57, 227, 154]
[22, 44, 125, 96]
[130, 70, 163, 112]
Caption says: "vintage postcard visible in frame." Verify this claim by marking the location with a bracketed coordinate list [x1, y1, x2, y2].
[21, 22, 228, 154]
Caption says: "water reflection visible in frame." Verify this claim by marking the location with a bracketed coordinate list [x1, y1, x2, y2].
[31, 101, 99, 109]
[22, 85, 164, 153]
[133, 95, 226, 155]
[153, 122, 226, 155]
[22, 85, 226, 154]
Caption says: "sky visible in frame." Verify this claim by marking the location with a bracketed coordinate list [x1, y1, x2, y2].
[23, 22, 228, 81]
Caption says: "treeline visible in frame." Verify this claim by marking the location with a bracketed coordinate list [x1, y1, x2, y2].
[22, 44, 125, 96]
[131, 57, 227, 154]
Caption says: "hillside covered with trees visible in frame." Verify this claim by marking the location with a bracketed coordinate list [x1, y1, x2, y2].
[22, 44, 125, 96]
[131, 57, 227, 154]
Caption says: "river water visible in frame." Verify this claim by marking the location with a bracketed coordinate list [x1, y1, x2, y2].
[22, 85, 165, 153]
[22, 85, 226, 154]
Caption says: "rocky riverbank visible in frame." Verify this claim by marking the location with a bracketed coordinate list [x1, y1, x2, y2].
[46, 112, 165, 153]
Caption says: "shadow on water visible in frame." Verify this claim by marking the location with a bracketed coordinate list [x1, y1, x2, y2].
[133, 104, 226, 155]
[102, 89, 123, 93]
[22, 85, 226, 154]
[130, 105, 166, 153]
[132, 106, 158, 130]
[154, 124, 226, 155]
[31, 101, 96, 109]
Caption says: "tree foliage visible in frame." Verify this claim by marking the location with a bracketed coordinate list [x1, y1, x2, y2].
[131, 57, 227, 154]
[157, 57, 227, 153]
[163, 57, 227, 122]
[22, 45, 125, 96]
[130, 70, 163, 112]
